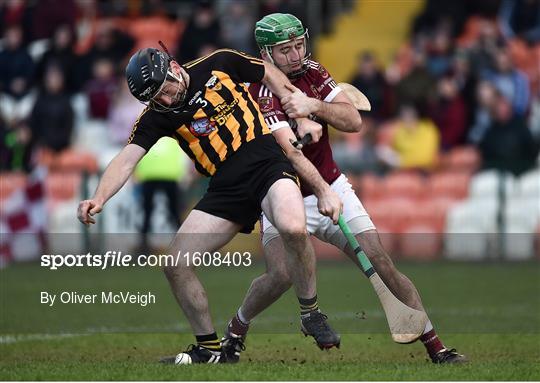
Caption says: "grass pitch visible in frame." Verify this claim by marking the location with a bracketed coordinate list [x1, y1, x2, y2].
[1, 261, 539, 380]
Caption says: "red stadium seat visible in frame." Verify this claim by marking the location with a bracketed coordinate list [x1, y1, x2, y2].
[364, 197, 416, 233]
[349, 173, 385, 200]
[55, 150, 99, 174]
[414, 197, 459, 232]
[0, 172, 27, 201]
[45, 172, 82, 202]
[445, 146, 481, 172]
[397, 222, 442, 260]
[427, 171, 471, 200]
[383, 171, 426, 199]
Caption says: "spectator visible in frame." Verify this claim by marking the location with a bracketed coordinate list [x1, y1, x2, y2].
[31, 0, 77, 41]
[30, 66, 73, 152]
[396, 49, 437, 114]
[78, 22, 134, 85]
[468, 80, 498, 144]
[484, 47, 530, 116]
[220, 0, 256, 55]
[0, 108, 32, 172]
[499, 0, 540, 45]
[479, 93, 539, 176]
[452, 50, 478, 127]
[529, 90, 540, 140]
[0, 0, 34, 43]
[350, 51, 386, 118]
[176, 0, 222, 62]
[467, 20, 503, 77]
[133, 137, 189, 252]
[425, 28, 454, 77]
[387, 104, 440, 171]
[107, 81, 146, 146]
[85, 58, 118, 119]
[332, 117, 389, 175]
[0, 24, 34, 97]
[35, 24, 79, 94]
[428, 75, 468, 150]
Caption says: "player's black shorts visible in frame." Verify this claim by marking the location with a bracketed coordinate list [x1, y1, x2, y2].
[194, 134, 298, 233]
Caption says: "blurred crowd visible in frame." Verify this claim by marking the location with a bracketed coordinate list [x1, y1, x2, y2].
[0, 0, 539, 192]
[335, 0, 540, 177]
[0, 0, 319, 172]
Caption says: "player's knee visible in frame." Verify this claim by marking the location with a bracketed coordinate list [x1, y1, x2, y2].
[268, 268, 292, 292]
[278, 219, 308, 238]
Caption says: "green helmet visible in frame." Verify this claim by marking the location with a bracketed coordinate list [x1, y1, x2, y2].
[255, 13, 306, 48]
[254, 13, 310, 76]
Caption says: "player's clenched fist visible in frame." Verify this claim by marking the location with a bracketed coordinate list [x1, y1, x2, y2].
[317, 188, 342, 225]
[77, 199, 103, 225]
[281, 83, 319, 118]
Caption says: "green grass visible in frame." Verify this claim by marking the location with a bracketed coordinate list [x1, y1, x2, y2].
[1, 261, 539, 380]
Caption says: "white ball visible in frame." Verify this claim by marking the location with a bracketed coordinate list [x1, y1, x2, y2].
[175, 353, 192, 364]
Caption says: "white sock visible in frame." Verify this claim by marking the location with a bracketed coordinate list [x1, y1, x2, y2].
[237, 307, 250, 325]
[423, 320, 433, 335]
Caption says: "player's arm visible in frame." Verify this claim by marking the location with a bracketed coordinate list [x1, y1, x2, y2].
[281, 87, 363, 133]
[272, 122, 342, 223]
[77, 144, 146, 225]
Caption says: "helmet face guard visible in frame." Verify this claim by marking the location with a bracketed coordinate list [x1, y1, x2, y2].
[146, 66, 187, 113]
[261, 31, 311, 78]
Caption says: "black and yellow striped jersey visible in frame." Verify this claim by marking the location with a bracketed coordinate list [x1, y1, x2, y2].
[127, 49, 271, 177]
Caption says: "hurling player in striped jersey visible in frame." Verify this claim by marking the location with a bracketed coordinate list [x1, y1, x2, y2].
[222, 13, 466, 364]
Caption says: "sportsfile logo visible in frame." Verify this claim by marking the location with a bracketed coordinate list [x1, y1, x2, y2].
[40, 251, 252, 270]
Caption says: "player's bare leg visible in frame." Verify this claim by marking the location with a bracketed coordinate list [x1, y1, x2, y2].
[162, 209, 241, 364]
[222, 179, 339, 362]
[333, 224, 466, 364]
[238, 237, 292, 321]
[260, 179, 316, 300]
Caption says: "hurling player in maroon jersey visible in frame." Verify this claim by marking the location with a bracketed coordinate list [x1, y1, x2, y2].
[222, 13, 466, 364]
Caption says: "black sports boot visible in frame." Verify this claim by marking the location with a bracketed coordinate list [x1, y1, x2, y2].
[431, 348, 468, 364]
[300, 310, 341, 349]
[221, 331, 246, 363]
[159, 344, 226, 365]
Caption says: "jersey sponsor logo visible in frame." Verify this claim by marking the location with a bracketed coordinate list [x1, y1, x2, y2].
[205, 75, 222, 91]
[258, 96, 273, 113]
[189, 118, 216, 136]
[188, 90, 203, 105]
[210, 98, 239, 126]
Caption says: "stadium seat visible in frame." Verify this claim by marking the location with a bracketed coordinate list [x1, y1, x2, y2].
[413, 197, 458, 233]
[502, 197, 540, 260]
[444, 146, 481, 172]
[364, 197, 416, 233]
[349, 173, 385, 200]
[444, 199, 497, 260]
[427, 171, 471, 200]
[45, 172, 82, 202]
[55, 150, 99, 174]
[383, 171, 425, 199]
[397, 222, 442, 260]
[0, 172, 27, 202]
[517, 169, 540, 198]
[469, 170, 517, 200]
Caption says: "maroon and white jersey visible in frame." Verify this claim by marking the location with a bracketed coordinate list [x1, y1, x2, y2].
[249, 60, 342, 196]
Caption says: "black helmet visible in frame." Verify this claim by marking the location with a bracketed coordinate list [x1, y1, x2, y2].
[125, 48, 171, 102]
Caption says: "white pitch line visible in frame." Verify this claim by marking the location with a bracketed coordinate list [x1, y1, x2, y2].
[0, 310, 385, 344]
